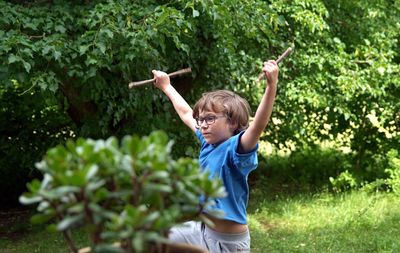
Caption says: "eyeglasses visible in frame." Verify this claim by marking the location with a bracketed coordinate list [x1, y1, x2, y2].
[195, 115, 226, 127]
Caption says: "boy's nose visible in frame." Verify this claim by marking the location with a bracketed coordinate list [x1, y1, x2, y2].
[200, 121, 209, 128]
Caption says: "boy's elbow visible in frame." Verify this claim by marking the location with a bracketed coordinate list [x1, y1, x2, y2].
[238, 139, 258, 154]
[241, 128, 262, 151]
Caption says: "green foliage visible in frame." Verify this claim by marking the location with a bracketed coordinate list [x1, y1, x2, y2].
[260, 0, 400, 182]
[0, 79, 74, 207]
[19, 131, 225, 252]
[255, 143, 353, 192]
[1, 0, 188, 138]
[384, 149, 400, 195]
[3, 191, 400, 252]
[331, 148, 400, 195]
[329, 170, 358, 193]
[1, 0, 399, 199]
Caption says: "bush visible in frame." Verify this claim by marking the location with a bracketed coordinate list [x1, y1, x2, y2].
[19, 131, 225, 253]
[253, 143, 353, 193]
[329, 170, 358, 193]
[385, 149, 400, 194]
[0, 82, 74, 207]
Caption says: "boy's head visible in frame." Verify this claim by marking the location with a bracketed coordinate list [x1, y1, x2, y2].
[192, 90, 251, 135]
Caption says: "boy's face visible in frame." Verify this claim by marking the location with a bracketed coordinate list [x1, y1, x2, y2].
[197, 110, 235, 145]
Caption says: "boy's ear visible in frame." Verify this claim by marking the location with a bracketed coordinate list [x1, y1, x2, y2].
[228, 120, 238, 132]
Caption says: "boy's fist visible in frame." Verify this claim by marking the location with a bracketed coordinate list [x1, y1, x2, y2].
[262, 60, 279, 87]
[152, 70, 170, 91]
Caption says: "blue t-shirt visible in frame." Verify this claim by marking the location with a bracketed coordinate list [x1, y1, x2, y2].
[195, 129, 258, 224]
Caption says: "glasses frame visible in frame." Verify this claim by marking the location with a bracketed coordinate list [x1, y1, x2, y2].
[195, 115, 226, 127]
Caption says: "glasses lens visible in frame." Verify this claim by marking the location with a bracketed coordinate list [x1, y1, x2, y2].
[205, 116, 216, 125]
[196, 115, 223, 126]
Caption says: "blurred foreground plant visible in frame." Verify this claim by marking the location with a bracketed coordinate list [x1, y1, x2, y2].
[20, 131, 225, 253]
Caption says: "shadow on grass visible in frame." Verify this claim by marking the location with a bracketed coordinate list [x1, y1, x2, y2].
[0, 206, 88, 253]
[0, 207, 33, 241]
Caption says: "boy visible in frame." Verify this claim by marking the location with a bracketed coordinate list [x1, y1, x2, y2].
[152, 60, 279, 253]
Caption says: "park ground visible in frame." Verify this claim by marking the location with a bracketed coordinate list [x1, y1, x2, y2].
[0, 189, 399, 253]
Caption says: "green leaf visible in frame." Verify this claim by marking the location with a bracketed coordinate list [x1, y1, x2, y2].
[94, 244, 123, 253]
[147, 171, 169, 180]
[68, 203, 84, 213]
[85, 57, 98, 65]
[85, 164, 99, 180]
[144, 183, 172, 193]
[37, 201, 50, 212]
[192, 9, 200, 18]
[79, 45, 89, 55]
[132, 233, 145, 252]
[55, 25, 66, 33]
[27, 179, 41, 193]
[53, 51, 61, 61]
[31, 213, 55, 224]
[53, 186, 80, 196]
[8, 54, 20, 64]
[46, 224, 58, 233]
[42, 45, 53, 55]
[143, 211, 160, 224]
[103, 29, 114, 39]
[19, 195, 42, 205]
[23, 61, 31, 73]
[57, 214, 84, 231]
[155, 10, 169, 26]
[98, 42, 106, 54]
[86, 180, 105, 192]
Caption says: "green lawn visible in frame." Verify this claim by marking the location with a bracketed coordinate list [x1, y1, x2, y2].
[0, 229, 84, 253]
[1, 190, 399, 253]
[248, 190, 400, 253]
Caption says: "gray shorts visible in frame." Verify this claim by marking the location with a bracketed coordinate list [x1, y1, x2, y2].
[169, 221, 250, 253]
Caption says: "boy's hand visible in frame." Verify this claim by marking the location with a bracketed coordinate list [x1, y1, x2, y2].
[152, 70, 170, 91]
[262, 60, 279, 89]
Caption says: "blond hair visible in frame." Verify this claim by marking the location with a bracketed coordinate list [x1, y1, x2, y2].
[192, 90, 251, 134]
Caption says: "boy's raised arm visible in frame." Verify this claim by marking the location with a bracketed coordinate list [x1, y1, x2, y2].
[152, 70, 196, 132]
[239, 60, 279, 153]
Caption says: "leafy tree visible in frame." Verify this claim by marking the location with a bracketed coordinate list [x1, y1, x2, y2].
[1, 0, 399, 201]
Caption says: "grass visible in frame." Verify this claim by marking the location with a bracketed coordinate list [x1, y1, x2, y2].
[0, 190, 399, 253]
[0, 228, 86, 253]
[248, 189, 400, 253]
[0, 209, 87, 253]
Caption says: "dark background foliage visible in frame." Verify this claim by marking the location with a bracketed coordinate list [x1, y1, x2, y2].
[1, 0, 399, 206]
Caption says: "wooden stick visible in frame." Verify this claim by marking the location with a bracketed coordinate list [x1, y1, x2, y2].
[276, 47, 293, 64]
[129, 67, 192, 89]
[257, 47, 293, 81]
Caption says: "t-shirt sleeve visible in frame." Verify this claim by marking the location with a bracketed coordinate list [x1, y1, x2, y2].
[231, 131, 258, 174]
